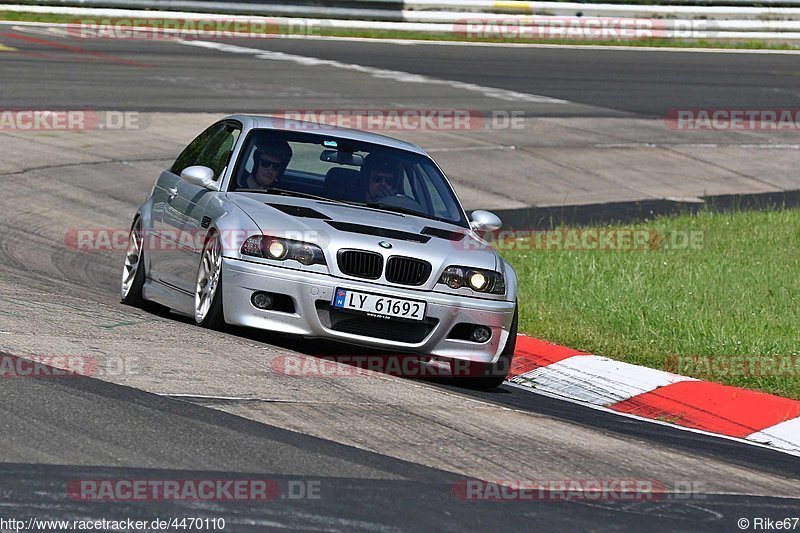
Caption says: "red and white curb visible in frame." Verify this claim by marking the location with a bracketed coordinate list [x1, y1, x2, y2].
[508, 335, 800, 455]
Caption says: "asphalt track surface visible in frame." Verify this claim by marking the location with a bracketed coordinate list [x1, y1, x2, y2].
[1, 24, 799, 531]
[1, 26, 800, 116]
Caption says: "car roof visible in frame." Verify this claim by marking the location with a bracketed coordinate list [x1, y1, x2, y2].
[227, 114, 429, 156]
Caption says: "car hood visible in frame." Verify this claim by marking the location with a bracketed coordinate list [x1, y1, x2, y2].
[227, 193, 500, 289]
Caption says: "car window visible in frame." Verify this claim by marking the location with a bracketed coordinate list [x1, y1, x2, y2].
[416, 162, 462, 221]
[171, 124, 220, 176]
[196, 124, 241, 180]
[170, 122, 241, 179]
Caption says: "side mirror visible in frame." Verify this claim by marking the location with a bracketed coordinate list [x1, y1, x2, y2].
[470, 210, 502, 232]
[181, 166, 218, 190]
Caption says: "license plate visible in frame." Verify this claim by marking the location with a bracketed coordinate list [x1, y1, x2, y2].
[333, 288, 426, 321]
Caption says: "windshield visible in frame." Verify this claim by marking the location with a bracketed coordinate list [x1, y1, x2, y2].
[230, 129, 468, 227]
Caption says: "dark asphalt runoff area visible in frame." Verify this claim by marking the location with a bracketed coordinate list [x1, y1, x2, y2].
[0, 23, 799, 531]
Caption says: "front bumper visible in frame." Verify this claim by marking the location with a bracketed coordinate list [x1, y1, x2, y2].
[222, 257, 517, 363]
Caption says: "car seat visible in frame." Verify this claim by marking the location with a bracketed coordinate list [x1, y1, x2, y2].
[323, 167, 364, 202]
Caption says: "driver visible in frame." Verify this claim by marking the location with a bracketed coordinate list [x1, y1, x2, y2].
[239, 140, 293, 190]
[362, 154, 403, 203]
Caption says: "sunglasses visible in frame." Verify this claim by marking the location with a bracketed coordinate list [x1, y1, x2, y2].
[370, 173, 399, 186]
[258, 158, 283, 170]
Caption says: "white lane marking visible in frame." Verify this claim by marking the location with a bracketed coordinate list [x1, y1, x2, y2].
[158, 393, 293, 402]
[178, 39, 569, 104]
[272, 37, 800, 55]
[596, 143, 800, 149]
[10, 24, 70, 38]
[157, 393, 392, 404]
[735, 144, 800, 149]
[511, 354, 696, 406]
[427, 144, 516, 152]
[595, 143, 659, 148]
[746, 417, 800, 452]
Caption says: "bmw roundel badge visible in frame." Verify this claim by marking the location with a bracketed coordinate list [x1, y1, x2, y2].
[379, 241, 392, 249]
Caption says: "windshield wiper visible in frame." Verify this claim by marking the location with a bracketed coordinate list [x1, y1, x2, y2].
[364, 202, 451, 223]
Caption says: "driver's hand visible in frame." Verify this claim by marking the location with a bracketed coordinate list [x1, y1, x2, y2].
[373, 184, 396, 201]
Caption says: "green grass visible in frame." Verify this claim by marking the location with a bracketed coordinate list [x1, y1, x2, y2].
[1, 11, 798, 50]
[501, 209, 800, 399]
[2, 11, 73, 24]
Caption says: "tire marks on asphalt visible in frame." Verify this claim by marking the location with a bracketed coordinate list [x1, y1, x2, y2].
[0, 31, 151, 67]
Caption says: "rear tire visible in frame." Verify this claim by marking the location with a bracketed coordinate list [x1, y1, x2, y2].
[451, 305, 518, 390]
[120, 218, 147, 307]
[120, 217, 168, 314]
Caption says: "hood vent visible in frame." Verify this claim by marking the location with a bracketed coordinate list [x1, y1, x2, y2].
[267, 203, 331, 220]
[325, 221, 431, 244]
[421, 226, 466, 241]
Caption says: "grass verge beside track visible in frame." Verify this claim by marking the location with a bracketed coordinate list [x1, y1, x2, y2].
[503, 208, 800, 399]
[1, 11, 799, 50]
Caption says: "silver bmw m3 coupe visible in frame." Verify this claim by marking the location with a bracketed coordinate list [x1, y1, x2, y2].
[121, 115, 518, 388]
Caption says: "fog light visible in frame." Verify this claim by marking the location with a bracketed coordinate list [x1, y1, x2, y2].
[470, 326, 491, 343]
[251, 292, 274, 310]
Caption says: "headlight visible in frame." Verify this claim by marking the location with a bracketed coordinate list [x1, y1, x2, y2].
[241, 235, 326, 266]
[267, 239, 287, 260]
[469, 272, 487, 291]
[438, 266, 505, 294]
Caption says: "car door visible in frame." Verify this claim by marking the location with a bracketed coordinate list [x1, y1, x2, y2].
[159, 122, 241, 294]
[151, 123, 219, 287]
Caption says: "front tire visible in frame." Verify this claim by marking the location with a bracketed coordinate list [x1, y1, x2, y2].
[194, 231, 225, 330]
[451, 305, 518, 390]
